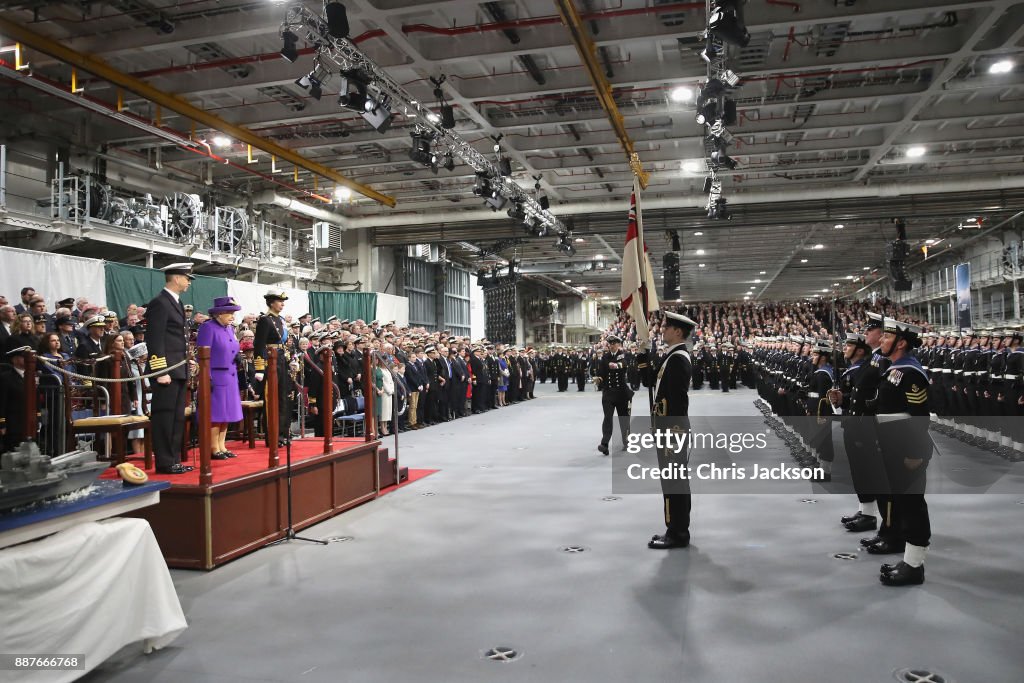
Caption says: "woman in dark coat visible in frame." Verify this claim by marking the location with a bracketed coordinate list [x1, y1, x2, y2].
[197, 296, 242, 460]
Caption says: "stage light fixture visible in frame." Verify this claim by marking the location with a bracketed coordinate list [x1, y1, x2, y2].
[722, 69, 741, 87]
[280, 30, 300, 63]
[337, 70, 369, 111]
[361, 91, 393, 133]
[695, 100, 719, 126]
[700, 36, 722, 64]
[711, 149, 738, 170]
[708, 6, 750, 47]
[671, 230, 682, 251]
[555, 234, 577, 257]
[212, 135, 231, 148]
[439, 103, 455, 129]
[990, 60, 1014, 74]
[325, 2, 350, 39]
[507, 200, 526, 222]
[906, 146, 926, 158]
[723, 99, 737, 126]
[442, 152, 455, 172]
[707, 196, 731, 220]
[499, 156, 513, 177]
[409, 132, 438, 173]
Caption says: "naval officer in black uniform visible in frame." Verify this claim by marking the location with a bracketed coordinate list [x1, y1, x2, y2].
[595, 335, 633, 455]
[146, 263, 195, 474]
[639, 311, 697, 549]
[253, 289, 291, 447]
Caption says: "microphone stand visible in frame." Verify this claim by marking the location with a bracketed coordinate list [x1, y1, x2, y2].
[269, 348, 327, 547]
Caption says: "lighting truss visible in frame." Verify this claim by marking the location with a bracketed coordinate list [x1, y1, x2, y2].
[279, 4, 566, 236]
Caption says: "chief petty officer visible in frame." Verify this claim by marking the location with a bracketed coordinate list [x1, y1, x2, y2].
[595, 334, 633, 455]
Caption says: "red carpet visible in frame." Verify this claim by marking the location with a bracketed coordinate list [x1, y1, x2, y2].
[99, 437, 367, 486]
[379, 469, 438, 496]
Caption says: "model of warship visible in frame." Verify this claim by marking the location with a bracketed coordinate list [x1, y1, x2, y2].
[0, 441, 108, 513]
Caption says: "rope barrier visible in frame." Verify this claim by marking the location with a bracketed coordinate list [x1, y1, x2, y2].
[36, 355, 191, 383]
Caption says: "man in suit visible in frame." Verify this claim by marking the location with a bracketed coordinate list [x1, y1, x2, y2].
[14, 287, 35, 315]
[146, 263, 195, 475]
[638, 311, 697, 550]
[0, 305, 15, 350]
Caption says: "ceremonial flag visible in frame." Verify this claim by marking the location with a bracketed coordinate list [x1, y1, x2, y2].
[620, 177, 659, 343]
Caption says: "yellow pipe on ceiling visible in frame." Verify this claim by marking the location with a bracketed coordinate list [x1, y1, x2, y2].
[553, 0, 650, 189]
[0, 15, 396, 207]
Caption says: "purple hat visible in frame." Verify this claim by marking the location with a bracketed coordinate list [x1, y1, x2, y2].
[208, 296, 242, 315]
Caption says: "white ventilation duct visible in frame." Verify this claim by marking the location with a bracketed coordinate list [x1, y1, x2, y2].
[248, 191, 349, 228]
[345, 176, 1024, 229]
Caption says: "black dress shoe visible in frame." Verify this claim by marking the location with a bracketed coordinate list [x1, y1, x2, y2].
[879, 561, 924, 586]
[597, 443, 609, 455]
[845, 515, 877, 532]
[648, 532, 689, 549]
[860, 535, 884, 547]
[865, 538, 906, 555]
[156, 464, 191, 475]
[841, 511, 864, 525]
[224, 451, 237, 458]
[211, 451, 230, 460]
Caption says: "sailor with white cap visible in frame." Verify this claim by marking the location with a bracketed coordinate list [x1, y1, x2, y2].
[254, 289, 290, 447]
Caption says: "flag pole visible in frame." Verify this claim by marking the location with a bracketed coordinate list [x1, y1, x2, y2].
[632, 174, 656, 416]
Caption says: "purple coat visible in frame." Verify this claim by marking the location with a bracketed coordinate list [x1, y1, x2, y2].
[197, 320, 243, 424]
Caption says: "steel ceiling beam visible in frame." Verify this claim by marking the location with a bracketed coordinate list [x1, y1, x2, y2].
[553, 0, 649, 187]
[0, 14, 396, 207]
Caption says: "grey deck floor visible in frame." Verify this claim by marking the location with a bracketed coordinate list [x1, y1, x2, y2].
[87, 383, 1024, 683]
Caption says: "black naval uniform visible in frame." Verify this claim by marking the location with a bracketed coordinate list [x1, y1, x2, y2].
[874, 354, 932, 585]
[0, 363, 26, 452]
[807, 362, 835, 468]
[253, 312, 290, 445]
[146, 288, 190, 472]
[596, 348, 633, 452]
[574, 353, 588, 391]
[639, 342, 692, 547]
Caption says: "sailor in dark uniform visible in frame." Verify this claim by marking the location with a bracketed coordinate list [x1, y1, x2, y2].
[806, 339, 836, 481]
[0, 346, 30, 452]
[874, 318, 933, 586]
[146, 263, 195, 475]
[595, 335, 633, 455]
[253, 289, 291, 446]
[638, 311, 697, 550]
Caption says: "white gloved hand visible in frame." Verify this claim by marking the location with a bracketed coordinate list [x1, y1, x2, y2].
[255, 372, 264, 382]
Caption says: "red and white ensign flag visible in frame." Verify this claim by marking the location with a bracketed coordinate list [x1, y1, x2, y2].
[620, 178, 659, 343]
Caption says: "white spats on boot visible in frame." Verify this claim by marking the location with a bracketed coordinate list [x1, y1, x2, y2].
[862, 500, 879, 519]
[904, 543, 928, 568]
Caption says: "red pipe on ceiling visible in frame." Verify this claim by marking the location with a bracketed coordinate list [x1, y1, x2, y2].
[401, 2, 704, 36]
[129, 30, 387, 79]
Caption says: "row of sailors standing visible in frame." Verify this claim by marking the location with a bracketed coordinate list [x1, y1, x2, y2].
[917, 325, 1024, 461]
[753, 314, 935, 586]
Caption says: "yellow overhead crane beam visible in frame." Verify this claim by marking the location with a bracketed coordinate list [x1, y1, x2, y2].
[0, 16, 396, 207]
[553, 0, 649, 189]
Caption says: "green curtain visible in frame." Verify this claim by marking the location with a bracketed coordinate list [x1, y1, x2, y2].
[104, 262, 227, 315]
[308, 292, 377, 323]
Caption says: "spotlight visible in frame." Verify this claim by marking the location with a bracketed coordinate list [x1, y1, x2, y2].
[507, 201, 525, 222]
[700, 36, 722, 64]
[555, 234, 577, 257]
[334, 186, 352, 202]
[337, 70, 369, 111]
[409, 131, 438, 173]
[990, 60, 1014, 74]
[280, 30, 300, 63]
[499, 157, 513, 177]
[212, 135, 231, 148]
[711, 149, 738, 170]
[708, 4, 750, 47]
[442, 152, 455, 172]
[325, 2, 350, 39]
[723, 99, 737, 126]
[708, 197, 731, 220]
[529, 218, 548, 237]
[361, 91, 393, 133]
[701, 78, 728, 99]
[695, 100, 719, 126]
[439, 103, 455, 129]
[906, 146, 926, 158]
[295, 69, 325, 101]
[670, 230, 682, 252]
[539, 194, 550, 210]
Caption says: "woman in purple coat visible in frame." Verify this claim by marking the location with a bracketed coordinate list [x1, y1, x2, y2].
[197, 296, 243, 460]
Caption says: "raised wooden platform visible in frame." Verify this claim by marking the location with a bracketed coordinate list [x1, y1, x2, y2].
[125, 439, 380, 569]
